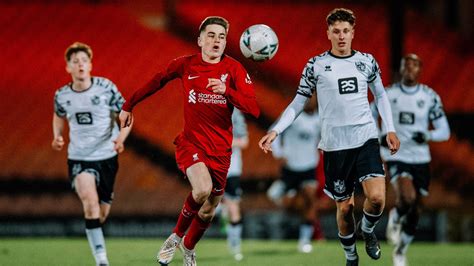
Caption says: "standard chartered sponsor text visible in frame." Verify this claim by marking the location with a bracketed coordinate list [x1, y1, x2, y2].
[198, 93, 227, 104]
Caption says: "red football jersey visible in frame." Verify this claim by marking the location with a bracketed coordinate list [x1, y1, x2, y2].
[123, 54, 260, 156]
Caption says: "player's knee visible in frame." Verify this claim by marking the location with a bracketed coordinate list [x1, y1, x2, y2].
[199, 211, 215, 222]
[79, 191, 97, 203]
[198, 207, 216, 222]
[82, 200, 100, 216]
[193, 188, 212, 204]
[367, 192, 385, 210]
[338, 202, 354, 216]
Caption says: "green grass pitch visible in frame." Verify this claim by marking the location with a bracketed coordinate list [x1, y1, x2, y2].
[0, 238, 472, 265]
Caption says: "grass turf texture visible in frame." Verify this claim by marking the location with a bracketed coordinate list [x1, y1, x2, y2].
[0, 238, 472, 265]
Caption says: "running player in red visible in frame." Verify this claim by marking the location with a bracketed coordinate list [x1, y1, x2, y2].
[119, 16, 259, 266]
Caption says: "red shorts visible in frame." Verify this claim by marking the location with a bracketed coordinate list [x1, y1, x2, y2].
[175, 137, 231, 196]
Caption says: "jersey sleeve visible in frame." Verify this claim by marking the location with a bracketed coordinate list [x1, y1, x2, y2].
[225, 62, 260, 118]
[109, 82, 125, 113]
[270, 94, 308, 135]
[122, 57, 183, 111]
[54, 91, 67, 117]
[367, 55, 382, 83]
[369, 75, 396, 133]
[296, 57, 317, 98]
[428, 90, 446, 121]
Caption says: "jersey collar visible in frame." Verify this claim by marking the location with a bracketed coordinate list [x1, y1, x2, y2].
[328, 49, 356, 59]
[199, 53, 226, 65]
[399, 83, 420, 94]
[69, 77, 94, 93]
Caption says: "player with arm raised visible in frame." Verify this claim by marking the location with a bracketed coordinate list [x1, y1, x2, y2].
[259, 8, 399, 266]
[52, 42, 132, 266]
[119, 16, 259, 266]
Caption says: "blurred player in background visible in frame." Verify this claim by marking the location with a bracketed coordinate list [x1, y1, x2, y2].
[374, 54, 450, 266]
[266, 96, 322, 253]
[52, 42, 132, 266]
[221, 108, 248, 261]
[119, 16, 259, 266]
[259, 8, 400, 266]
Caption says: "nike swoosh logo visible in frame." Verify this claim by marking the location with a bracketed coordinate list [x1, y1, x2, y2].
[375, 249, 381, 256]
[188, 75, 199, 80]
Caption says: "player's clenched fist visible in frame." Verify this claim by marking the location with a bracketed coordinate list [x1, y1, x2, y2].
[51, 136, 65, 151]
[206, 78, 226, 95]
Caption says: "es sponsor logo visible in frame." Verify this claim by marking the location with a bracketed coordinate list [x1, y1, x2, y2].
[338, 77, 358, 94]
[75, 112, 93, 124]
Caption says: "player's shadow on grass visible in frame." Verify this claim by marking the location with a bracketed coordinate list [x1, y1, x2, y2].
[197, 248, 296, 263]
[245, 249, 296, 256]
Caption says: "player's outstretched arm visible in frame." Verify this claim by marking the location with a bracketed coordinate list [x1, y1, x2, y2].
[258, 130, 278, 154]
[259, 94, 308, 154]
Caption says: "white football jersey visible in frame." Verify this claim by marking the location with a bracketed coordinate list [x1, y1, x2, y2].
[54, 77, 124, 161]
[380, 83, 446, 163]
[228, 108, 248, 177]
[297, 51, 381, 151]
[272, 111, 321, 171]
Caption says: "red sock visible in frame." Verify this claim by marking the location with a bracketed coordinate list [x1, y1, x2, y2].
[183, 216, 211, 250]
[173, 192, 203, 237]
[313, 218, 325, 240]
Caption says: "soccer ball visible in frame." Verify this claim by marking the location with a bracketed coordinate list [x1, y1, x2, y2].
[239, 24, 278, 61]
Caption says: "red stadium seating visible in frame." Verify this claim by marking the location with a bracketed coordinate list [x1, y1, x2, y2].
[0, 3, 191, 215]
[0, 2, 282, 215]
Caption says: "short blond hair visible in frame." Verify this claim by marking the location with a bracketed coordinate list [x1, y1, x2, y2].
[65, 42, 93, 62]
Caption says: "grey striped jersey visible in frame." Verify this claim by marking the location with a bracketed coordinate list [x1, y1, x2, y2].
[380, 83, 446, 163]
[228, 108, 248, 177]
[54, 77, 125, 161]
[297, 51, 381, 151]
[271, 111, 321, 171]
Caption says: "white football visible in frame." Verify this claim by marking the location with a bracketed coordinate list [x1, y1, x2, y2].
[239, 24, 278, 61]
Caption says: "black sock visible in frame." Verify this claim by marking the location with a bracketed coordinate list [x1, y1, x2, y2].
[339, 232, 357, 260]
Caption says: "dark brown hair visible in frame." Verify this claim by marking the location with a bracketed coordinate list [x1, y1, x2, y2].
[326, 8, 356, 26]
[199, 16, 229, 33]
[65, 42, 93, 62]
